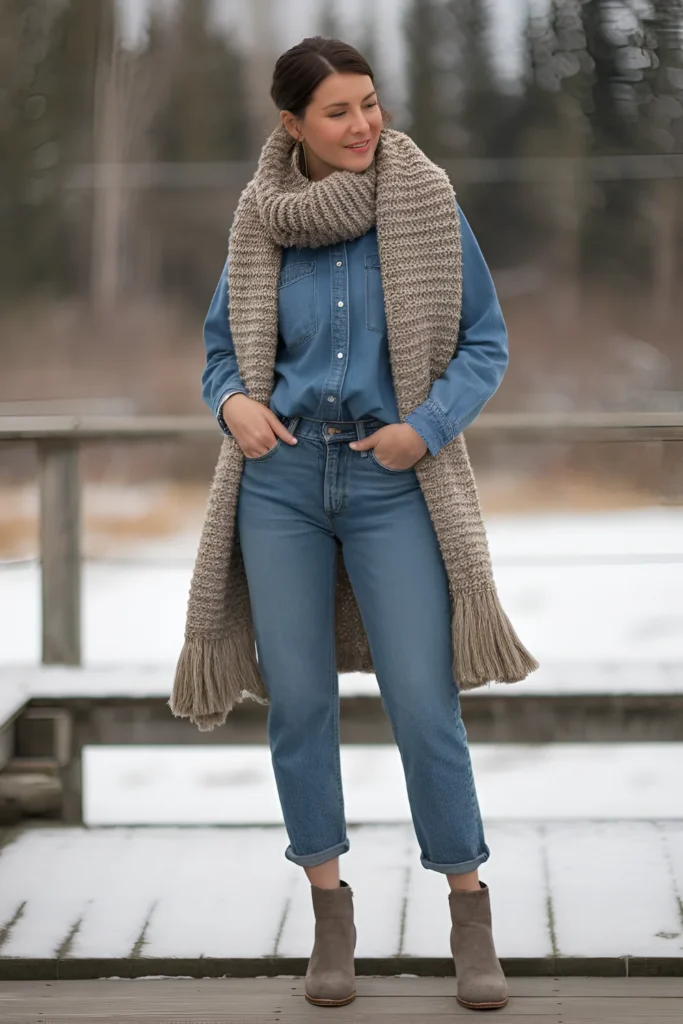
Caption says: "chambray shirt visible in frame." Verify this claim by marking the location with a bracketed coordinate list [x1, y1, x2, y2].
[202, 203, 508, 456]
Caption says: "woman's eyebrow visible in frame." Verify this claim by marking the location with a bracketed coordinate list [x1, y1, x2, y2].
[323, 90, 377, 110]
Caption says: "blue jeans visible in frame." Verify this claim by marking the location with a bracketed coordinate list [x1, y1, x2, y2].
[237, 412, 490, 875]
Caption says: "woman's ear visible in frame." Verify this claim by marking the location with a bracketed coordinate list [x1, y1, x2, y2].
[280, 110, 301, 141]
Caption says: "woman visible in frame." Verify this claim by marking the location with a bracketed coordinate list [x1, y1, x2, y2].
[170, 36, 538, 1012]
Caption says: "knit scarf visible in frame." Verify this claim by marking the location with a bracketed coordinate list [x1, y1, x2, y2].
[169, 123, 538, 731]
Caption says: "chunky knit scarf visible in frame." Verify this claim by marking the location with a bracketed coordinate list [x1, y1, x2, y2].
[169, 122, 538, 731]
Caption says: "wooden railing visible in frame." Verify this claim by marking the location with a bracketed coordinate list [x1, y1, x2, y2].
[2, 412, 683, 822]
[2, 411, 682, 668]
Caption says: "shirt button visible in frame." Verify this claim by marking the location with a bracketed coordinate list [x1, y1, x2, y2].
[337, 352, 343, 359]
[337, 301, 344, 308]
[336, 261, 343, 267]
[327, 395, 335, 402]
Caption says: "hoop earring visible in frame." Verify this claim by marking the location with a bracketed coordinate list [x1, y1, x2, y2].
[299, 139, 310, 180]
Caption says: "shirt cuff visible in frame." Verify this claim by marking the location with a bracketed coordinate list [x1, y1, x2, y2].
[404, 399, 455, 456]
[216, 388, 248, 435]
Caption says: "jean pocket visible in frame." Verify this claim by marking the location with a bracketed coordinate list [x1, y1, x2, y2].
[278, 260, 318, 350]
[365, 254, 386, 334]
[244, 438, 282, 461]
[369, 449, 413, 474]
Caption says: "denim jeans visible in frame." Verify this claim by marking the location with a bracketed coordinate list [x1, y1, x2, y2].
[236, 412, 490, 875]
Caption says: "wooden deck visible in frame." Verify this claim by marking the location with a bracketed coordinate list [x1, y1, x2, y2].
[1, 976, 682, 1022]
[2, 821, 683, 975]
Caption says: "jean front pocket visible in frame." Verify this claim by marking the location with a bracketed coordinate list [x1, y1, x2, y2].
[365, 254, 386, 334]
[244, 437, 282, 462]
[278, 260, 318, 350]
[369, 449, 413, 474]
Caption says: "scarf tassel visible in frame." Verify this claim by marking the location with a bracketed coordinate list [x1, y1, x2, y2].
[168, 633, 269, 733]
[452, 588, 539, 689]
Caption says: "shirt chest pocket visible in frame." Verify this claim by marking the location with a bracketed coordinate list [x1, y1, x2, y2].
[278, 260, 318, 350]
[365, 254, 386, 334]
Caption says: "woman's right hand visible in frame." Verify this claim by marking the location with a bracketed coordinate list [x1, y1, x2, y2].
[221, 393, 298, 457]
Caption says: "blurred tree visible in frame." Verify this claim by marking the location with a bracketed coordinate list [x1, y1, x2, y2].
[358, 5, 379, 80]
[319, 0, 342, 41]
[576, 0, 672, 285]
[150, 0, 250, 162]
[444, 0, 500, 156]
[404, 0, 441, 155]
[514, 0, 683, 292]
[638, 0, 683, 322]
[0, 0, 87, 300]
[143, 0, 251, 306]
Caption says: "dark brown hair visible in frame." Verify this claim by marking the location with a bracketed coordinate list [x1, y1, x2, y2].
[270, 36, 391, 125]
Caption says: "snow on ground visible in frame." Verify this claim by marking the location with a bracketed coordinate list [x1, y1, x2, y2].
[83, 742, 683, 827]
[2, 506, 683, 665]
[2, 505, 682, 826]
[1, 821, 682, 959]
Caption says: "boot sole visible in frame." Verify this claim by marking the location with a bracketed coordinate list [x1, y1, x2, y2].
[457, 994, 509, 1010]
[305, 990, 357, 1007]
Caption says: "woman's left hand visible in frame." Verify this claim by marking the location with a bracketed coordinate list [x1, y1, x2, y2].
[349, 423, 428, 470]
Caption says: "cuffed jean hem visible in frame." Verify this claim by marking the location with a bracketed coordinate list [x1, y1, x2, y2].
[284, 838, 350, 868]
[420, 849, 490, 875]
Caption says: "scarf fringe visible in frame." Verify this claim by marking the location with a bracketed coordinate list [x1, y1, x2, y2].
[168, 633, 269, 733]
[453, 588, 539, 689]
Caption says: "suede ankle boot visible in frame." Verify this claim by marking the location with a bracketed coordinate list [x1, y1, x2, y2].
[448, 881, 508, 1010]
[304, 879, 357, 1007]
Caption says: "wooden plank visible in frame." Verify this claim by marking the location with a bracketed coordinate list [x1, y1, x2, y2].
[277, 825, 413, 959]
[470, 823, 552, 958]
[2, 411, 683, 442]
[142, 829, 293, 959]
[2, 825, 683, 965]
[15, 691, 683, 748]
[0, 680, 26, 773]
[555, 1001, 683, 1022]
[544, 821, 682, 959]
[9, 661, 683, 700]
[0, 977, 682, 1021]
[38, 440, 81, 666]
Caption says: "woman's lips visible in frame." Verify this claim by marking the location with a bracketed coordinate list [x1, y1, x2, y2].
[346, 140, 371, 153]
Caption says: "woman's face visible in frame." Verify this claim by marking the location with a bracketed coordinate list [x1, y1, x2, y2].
[282, 72, 384, 180]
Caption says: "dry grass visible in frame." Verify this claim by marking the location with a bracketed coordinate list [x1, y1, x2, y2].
[0, 473, 660, 561]
[0, 482, 207, 559]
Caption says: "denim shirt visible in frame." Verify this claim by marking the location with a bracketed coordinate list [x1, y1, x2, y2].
[202, 203, 508, 456]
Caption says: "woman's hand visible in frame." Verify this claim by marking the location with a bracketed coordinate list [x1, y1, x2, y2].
[221, 393, 298, 458]
[349, 423, 428, 469]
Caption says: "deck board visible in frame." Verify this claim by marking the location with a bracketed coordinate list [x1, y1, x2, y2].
[0, 977, 681, 1022]
[2, 822, 683, 965]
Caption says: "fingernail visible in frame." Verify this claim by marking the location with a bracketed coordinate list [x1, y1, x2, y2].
[349, 442, 357, 449]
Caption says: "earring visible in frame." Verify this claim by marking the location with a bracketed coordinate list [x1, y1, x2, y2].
[299, 138, 310, 180]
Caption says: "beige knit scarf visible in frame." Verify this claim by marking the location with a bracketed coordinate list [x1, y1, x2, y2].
[169, 123, 538, 731]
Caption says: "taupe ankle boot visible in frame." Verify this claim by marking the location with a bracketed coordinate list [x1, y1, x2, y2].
[304, 879, 357, 1007]
[448, 881, 508, 1010]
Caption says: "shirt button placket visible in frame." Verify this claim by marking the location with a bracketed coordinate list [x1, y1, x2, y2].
[327, 246, 348, 416]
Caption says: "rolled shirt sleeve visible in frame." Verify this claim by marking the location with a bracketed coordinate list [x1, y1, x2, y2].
[404, 203, 509, 456]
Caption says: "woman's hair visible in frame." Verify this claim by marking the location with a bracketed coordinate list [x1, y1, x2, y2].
[270, 36, 392, 125]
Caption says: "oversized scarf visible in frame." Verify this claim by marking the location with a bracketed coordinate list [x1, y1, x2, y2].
[169, 122, 538, 731]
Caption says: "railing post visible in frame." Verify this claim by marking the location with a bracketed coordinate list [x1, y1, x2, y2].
[38, 439, 81, 665]
[660, 440, 683, 506]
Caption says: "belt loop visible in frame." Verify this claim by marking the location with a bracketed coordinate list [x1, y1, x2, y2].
[355, 420, 369, 458]
[288, 415, 300, 436]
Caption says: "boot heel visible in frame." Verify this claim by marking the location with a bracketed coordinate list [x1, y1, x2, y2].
[304, 879, 357, 1007]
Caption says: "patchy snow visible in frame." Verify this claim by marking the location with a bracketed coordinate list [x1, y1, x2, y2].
[82, 742, 683, 827]
[1, 506, 683, 665]
[1, 821, 682, 959]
